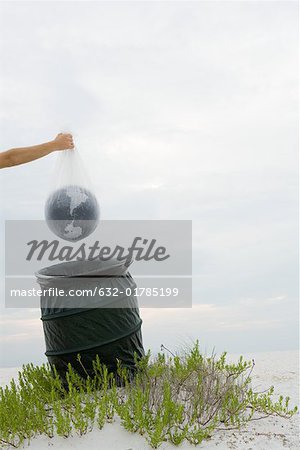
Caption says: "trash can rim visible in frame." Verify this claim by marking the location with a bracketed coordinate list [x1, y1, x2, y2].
[35, 258, 132, 279]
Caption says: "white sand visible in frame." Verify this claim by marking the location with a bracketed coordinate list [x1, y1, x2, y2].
[0, 350, 299, 450]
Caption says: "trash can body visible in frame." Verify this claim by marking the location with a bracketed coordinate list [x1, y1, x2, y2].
[36, 260, 145, 385]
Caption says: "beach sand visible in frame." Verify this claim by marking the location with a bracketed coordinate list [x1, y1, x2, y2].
[1, 350, 298, 450]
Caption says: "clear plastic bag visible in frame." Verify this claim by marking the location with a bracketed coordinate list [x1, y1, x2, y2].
[45, 149, 100, 242]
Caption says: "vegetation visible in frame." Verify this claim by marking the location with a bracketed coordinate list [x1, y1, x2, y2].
[0, 341, 297, 448]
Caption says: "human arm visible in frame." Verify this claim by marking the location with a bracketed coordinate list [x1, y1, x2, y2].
[0, 133, 74, 169]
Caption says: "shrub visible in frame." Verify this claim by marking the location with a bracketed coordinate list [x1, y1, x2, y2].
[0, 341, 297, 448]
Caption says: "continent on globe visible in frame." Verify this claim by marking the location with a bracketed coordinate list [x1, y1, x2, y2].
[45, 185, 100, 242]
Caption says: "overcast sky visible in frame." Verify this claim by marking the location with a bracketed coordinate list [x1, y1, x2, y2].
[0, 1, 298, 367]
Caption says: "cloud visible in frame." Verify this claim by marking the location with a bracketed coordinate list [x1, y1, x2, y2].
[0, 310, 42, 342]
[139, 294, 298, 355]
[0, 0, 298, 364]
[141, 294, 295, 333]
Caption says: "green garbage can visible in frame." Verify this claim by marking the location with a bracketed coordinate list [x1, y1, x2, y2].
[36, 259, 145, 386]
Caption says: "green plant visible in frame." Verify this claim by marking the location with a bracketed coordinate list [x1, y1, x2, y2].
[0, 342, 297, 449]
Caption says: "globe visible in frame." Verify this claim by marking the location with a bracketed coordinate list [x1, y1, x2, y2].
[45, 185, 100, 242]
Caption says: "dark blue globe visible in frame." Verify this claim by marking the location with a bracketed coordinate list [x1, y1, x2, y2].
[45, 185, 100, 242]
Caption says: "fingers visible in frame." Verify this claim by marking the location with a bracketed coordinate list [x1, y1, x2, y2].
[57, 132, 72, 138]
[65, 134, 74, 149]
[54, 132, 75, 150]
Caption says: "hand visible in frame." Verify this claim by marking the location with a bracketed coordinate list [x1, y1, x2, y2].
[52, 133, 74, 151]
